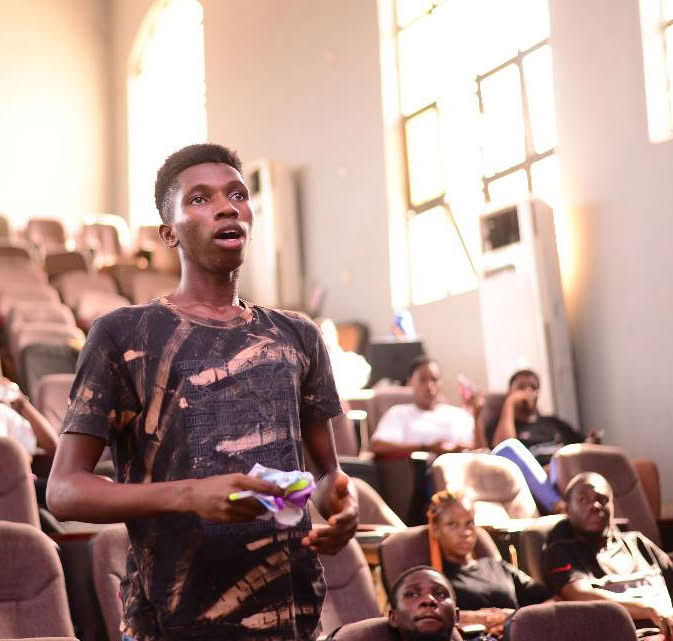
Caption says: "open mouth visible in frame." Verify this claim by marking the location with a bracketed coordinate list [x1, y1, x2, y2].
[213, 225, 245, 248]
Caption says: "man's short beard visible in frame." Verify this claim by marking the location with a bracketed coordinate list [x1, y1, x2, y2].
[402, 629, 451, 641]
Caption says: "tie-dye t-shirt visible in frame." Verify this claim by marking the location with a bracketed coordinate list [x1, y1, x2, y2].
[61, 299, 342, 641]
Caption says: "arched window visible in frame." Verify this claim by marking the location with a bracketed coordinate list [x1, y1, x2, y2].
[128, 0, 207, 227]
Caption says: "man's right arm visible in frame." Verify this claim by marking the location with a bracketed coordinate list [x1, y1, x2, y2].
[46, 433, 282, 524]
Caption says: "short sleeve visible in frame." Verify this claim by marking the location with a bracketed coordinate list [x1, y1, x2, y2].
[503, 561, 551, 606]
[299, 322, 342, 426]
[61, 317, 140, 443]
[371, 405, 406, 444]
[543, 541, 589, 594]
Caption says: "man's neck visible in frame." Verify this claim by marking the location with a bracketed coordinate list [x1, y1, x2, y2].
[169, 265, 243, 319]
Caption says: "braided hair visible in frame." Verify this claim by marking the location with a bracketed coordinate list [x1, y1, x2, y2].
[426, 488, 473, 573]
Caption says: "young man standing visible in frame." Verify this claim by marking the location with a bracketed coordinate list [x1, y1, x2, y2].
[47, 144, 358, 641]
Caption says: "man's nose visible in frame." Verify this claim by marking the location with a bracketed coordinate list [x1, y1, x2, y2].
[420, 593, 438, 607]
[214, 194, 238, 217]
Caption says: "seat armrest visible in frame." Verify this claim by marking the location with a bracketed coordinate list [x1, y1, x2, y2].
[338, 455, 381, 494]
[657, 518, 673, 552]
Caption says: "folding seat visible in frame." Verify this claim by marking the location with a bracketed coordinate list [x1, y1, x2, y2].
[44, 250, 88, 280]
[34, 373, 75, 431]
[432, 452, 539, 526]
[0, 521, 76, 638]
[75, 290, 131, 331]
[51, 270, 118, 310]
[0, 286, 61, 323]
[351, 477, 406, 528]
[0, 436, 40, 527]
[553, 443, 661, 545]
[0, 242, 33, 263]
[378, 523, 500, 600]
[6, 302, 76, 344]
[90, 524, 127, 641]
[81, 221, 124, 267]
[330, 617, 463, 641]
[18, 342, 80, 402]
[503, 601, 637, 641]
[12, 324, 84, 377]
[130, 270, 179, 304]
[25, 218, 67, 255]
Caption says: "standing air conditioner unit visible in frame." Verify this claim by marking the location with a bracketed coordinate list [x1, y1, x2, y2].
[239, 160, 303, 309]
[478, 198, 580, 429]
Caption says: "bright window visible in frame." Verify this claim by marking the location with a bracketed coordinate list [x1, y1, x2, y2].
[128, 0, 207, 227]
[384, 0, 561, 306]
[640, 0, 673, 142]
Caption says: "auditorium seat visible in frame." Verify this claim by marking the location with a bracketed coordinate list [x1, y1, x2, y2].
[553, 443, 661, 546]
[319, 536, 381, 633]
[378, 524, 500, 599]
[26, 218, 67, 255]
[90, 524, 127, 641]
[503, 601, 638, 641]
[75, 290, 131, 331]
[0, 436, 40, 527]
[0, 242, 34, 263]
[330, 617, 462, 641]
[18, 342, 80, 401]
[351, 477, 406, 529]
[432, 452, 539, 526]
[51, 270, 119, 309]
[34, 373, 75, 430]
[130, 270, 179, 304]
[0, 520, 75, 638]
[80, 222, 124, 267]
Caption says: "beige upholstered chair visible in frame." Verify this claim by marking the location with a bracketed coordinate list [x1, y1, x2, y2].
[0, 436, 40, 527]
[90, 524, 127, 641]
[51, 270, 119, 309]
[504, 601, 637, 641]
[432, 452, 539, 526]
[351, 477, 406, 529]
[0, 520, 75, 638]
[553, 443, 661, 545]
[378, 524, 500, 599]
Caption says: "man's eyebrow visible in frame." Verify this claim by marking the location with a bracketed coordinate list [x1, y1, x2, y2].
[183, 180, 248, 196]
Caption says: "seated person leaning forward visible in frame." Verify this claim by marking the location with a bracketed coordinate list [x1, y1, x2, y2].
[543, 472, 673, 638]
[485, 369, 597, 514]
[427, 489, 550, 639]
[388, 565, 458, 641]
[370, 357, 474, 457]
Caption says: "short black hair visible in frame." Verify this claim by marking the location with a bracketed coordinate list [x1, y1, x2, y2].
[406, 356, 436, 384]
[564, 472, 612, 502]
[508, 368, 540, 388]
[154, 143, 242, 223]
[389, 565, 454, 609]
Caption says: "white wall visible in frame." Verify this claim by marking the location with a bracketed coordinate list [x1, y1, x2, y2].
[551, 0, 673, 502]
[0, 0, 111, 232]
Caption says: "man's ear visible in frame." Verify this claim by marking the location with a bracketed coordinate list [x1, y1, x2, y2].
[159, 223, 179, 248]
[388, 608, 398, 630]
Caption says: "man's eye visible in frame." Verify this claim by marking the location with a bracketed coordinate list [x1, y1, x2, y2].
[404, 590, 419, 598]
[230, 191, 248, 201]
[190, 195, 206, 205]
[434, 589, 449, 599]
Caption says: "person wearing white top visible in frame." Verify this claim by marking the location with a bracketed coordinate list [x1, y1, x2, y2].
[371, 357, 475, 457]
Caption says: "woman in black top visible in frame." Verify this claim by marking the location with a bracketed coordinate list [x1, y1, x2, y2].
[427, 490, 551, 638]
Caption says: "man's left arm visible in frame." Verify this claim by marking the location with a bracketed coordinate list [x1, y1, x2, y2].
[301, 419, 358, 554]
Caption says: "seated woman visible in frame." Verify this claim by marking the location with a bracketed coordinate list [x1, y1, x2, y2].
[427, 489, 551, 639]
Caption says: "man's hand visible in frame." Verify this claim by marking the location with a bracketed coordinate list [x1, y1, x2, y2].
[506, 388, 535, 412]
[187, 473, 282, 523]
[302, 471, 358, 555]
[645, 606, 673, 639]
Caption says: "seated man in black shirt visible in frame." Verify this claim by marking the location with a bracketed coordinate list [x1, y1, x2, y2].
[543, 472, 673, 638]
[485, 369, 595, 513]
[388, 566, 458, 641]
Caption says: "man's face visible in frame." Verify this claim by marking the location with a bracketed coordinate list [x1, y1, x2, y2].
[161, 162, 254, 273]
[567, 476, 613, 535]
[509, 373, 539, 416]
[435, 500, 477, 564]
[411, 362, 441, 411]
[390, 569, 456, 641]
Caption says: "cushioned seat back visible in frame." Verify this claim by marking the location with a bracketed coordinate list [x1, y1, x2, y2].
[52, 270, 118, 308]
[475, 392, 506, 447]
[19, 342, 79, 401]
[35, 373, 75, 430]
[26, 218, 67, 253]
[319, 537, 381, 634]
[553, 444, 660, 545]
[332, 412, 359, 457]
[352, 477, 406, 528]
[44, 251, 88, 279]
[0, 520, 75, 638]
[0, 437, 40, 527]
[131, 271, 179, 304]
[504, 601, 637, 641]
[379, 524, 500, 599]
[333, 615, 463, 641]
[365, 386, 415, 438]
[432, 453, 539, 525]
[91, 524, 128, 641]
